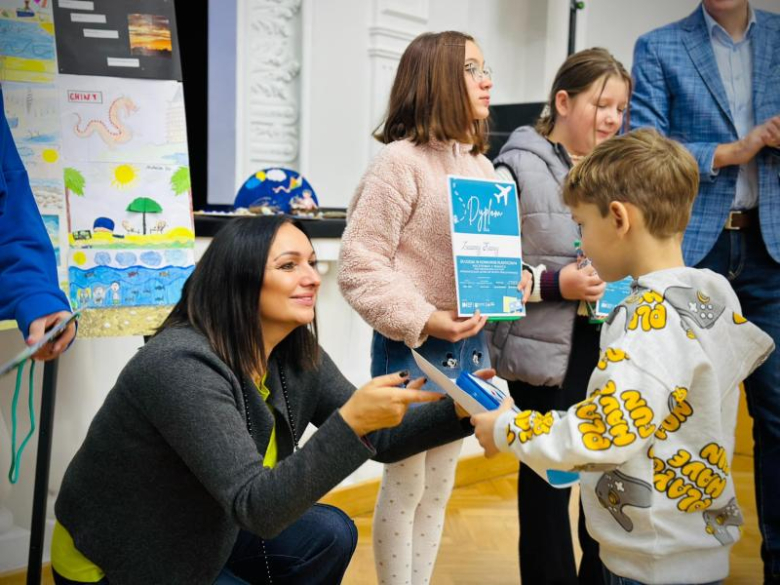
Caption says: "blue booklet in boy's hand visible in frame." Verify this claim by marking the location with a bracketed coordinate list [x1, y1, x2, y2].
[410, 350, 579, 488]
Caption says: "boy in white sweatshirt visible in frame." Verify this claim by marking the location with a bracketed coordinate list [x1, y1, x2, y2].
[472, 128, 775, 585]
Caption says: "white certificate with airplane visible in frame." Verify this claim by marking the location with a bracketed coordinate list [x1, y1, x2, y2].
[447, 175, 524, 321]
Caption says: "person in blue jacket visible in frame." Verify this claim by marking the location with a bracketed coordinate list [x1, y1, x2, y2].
[1, 87, 74, 360]
[630, 2, 780, 581]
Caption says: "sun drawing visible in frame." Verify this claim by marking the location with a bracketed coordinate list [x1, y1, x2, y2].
[72, 251, 87, 266]
[111, 164, 138, 189]
[42, 149, 59, 163]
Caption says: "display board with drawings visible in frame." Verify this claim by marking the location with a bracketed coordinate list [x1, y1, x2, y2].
[1, 0, 193, 337]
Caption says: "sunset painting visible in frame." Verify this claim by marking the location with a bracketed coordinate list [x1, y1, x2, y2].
[127, 14, 172, 58]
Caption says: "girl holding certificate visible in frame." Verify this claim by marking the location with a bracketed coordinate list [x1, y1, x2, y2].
[338, 31, 506, 585]
[488, 48, 631, 585]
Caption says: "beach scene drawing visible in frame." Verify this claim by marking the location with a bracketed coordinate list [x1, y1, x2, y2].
[3, 81, 63, 202]
[69, 249, 193, 309]
[0, 1, 55, 83]
[65, 162, 194, 248]
[68, 245, 194, 337]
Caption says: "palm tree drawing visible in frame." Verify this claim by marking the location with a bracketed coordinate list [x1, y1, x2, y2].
[64, 167, 86, 233]
[170, 166, 190, 197]
[126, 197, 163, 235]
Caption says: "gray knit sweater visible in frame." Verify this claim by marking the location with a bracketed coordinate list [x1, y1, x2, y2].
[55, 326, 472, 584]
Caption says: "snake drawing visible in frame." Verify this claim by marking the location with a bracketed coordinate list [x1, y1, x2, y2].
[73, 96, 138, 146]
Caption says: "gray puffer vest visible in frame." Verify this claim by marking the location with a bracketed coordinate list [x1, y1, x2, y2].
[486, 126, 579, 387]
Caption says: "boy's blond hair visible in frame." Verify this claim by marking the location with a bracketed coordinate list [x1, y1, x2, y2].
[563, 128, 699, 238]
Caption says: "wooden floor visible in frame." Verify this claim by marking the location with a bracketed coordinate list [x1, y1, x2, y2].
[0, 457, 762, 585]
[342, 454, 762, 585]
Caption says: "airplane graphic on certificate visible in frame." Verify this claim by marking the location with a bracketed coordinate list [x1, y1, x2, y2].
[448, 175, 524, 321]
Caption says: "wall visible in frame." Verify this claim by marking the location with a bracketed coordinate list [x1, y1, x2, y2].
[300, 0, 573, 208]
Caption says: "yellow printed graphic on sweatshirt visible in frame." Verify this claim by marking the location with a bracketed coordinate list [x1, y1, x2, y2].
[701, 442, 730, 475]
[506, 410, 555, 447]
[654, 387, 694, 441]
[575, 381, 656, 451]
[597, 348, 630, 370]
[648, 443, 730, 512]
[733, 312, 747, 325]
[627, 300, 667, 332]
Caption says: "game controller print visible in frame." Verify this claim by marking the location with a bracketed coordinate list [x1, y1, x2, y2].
[595, 470, 652, 532]
[703, 497, 743, 545]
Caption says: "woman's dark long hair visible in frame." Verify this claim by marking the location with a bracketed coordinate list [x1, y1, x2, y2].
[157, 216, 319, 379]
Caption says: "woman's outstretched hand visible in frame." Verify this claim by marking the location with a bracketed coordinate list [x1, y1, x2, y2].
[340, 372, 444, 436]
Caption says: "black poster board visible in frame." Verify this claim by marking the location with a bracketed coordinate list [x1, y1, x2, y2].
[53, 0, 181, 80]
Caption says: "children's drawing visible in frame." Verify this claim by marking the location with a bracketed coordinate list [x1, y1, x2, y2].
[3, 81, 63, 199]
[59, 75, 188, 165]
[73, 96, 138, 147]
[68, 247, 195, 337]
[41, 213, 60, 264]
[126, 197, 162, 234]
[0, 2, 55, 83]
[30, 177, 64, 210]
[169, 165, 190, 198]
[69, 248, 194, 310]
[65, 162, 194, 249]
[234, 168, 318, 214]
[0, 0, 52, 20]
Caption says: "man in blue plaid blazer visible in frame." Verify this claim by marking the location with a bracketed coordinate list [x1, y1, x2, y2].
[631, 1, 780, 582]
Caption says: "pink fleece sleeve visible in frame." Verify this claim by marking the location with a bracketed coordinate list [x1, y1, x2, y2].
[338, 173, 436, 348]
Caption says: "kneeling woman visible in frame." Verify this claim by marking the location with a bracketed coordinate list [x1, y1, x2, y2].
[52, 216, 478, 585]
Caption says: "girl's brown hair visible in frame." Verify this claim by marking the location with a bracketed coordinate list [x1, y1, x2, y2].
[374, 31, 489, 155]
[536, 47, 632, 137]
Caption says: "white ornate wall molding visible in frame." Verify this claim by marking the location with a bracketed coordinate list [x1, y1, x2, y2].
[368, 0, 429, 156]
[376, 0, 429, 26]
[237, 0, 302, 178]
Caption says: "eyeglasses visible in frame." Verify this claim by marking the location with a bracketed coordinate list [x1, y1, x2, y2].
[465, 63, 493, 82]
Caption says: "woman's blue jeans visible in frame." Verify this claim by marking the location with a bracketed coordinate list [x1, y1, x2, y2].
[52, 503, 357, 585]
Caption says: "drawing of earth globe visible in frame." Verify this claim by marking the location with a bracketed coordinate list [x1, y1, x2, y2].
[234, 168, 318, 213]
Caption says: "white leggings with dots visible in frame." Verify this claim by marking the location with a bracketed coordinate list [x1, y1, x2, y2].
[372, 438, 463, 585]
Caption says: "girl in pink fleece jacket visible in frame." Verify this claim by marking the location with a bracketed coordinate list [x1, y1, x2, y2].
[338, 31, 496, 585]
